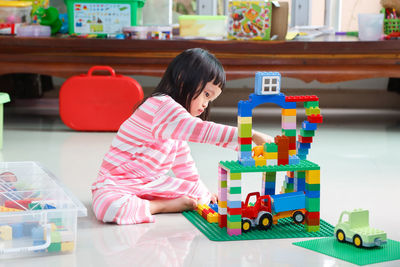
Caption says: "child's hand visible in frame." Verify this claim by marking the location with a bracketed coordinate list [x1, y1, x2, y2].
[210, 193, 218, 204]
[252, 130, 274, 146]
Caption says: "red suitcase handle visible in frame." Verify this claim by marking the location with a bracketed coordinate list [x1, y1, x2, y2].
[87, 66, 116, 77]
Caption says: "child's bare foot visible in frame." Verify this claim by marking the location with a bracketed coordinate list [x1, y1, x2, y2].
[150, 196, 197, 215]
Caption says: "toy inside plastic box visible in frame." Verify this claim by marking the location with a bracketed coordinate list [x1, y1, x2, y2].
[0, 162, 87, 257]
[228, 0, 272, 40]
[0, 0, 32, 35]
[64, 0, 145, 34]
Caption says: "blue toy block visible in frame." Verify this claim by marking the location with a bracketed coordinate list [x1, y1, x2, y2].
[289, 155, 300, 165]
[31, 226, 44, 241]
[44, 204, 56, 209]
[305, 190, 320, 198]
[238, 100, 253, 117]
[11, 223, 23, 238]
[209, 203, 218, 212]
[271, 191, 305, 213]
[263, 188, 275, 195]
[227, 200, 242, 209]
[239, 157, 255, 166]
[264, 181, 276, 188]
[302, 121, 317, 130]
[33, 240, 46, 252]
[23, 222, 37, 236]
[297, 142, 311, 149]
[298, 154, 307, 160]
[285, 176, 294, 183]
[297, 148, 309, 155]
[248, 93, 296, 109]
[254, 72, 281, 95]
[239, 150, 252, 159]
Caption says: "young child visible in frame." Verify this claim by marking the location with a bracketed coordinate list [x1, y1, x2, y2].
[92, 48, 273, 225]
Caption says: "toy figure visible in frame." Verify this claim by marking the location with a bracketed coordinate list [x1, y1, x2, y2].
[34, 6, 62, 35]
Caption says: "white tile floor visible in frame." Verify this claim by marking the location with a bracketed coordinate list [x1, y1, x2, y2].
[1, 104, 400, 266]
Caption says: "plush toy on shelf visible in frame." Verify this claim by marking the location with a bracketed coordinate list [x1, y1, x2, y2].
[381, 0, 400, 18]
[33, 6, 62, 35]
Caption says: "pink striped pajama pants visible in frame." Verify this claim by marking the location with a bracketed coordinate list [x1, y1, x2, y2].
[92, 175, 211, 224]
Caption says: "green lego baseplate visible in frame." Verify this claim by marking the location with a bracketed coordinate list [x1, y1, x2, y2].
[293, 237, 400, 266]
[182, 210, 333, 241]
[219, 159, 320, 173]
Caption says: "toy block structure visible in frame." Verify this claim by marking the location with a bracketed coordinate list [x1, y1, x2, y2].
[218, 72, 323, 236]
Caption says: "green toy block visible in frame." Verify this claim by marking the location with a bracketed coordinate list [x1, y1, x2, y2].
[219, 159, 320, 173]
[305, 224, 320, 232]
[306, 197, 320, 212]
[283, 181, 294, 190]
[264, 142, 278, 152]
[306, 183, 320, 191]
[229, 187, 241, 194]
[295, 171, 306, 178]
[0, 93, 10, 150]
[47, 242, 61, 252]
[282, 129, 296, 136]
[229, 173, 242, 180]
[29, 203, 42, 210]
[300, 129, 315, 137]
[183, 210, 334, 241]
[304, 101, 319, 108]
[293, 237, 400, 266]
[227, 214, 242, 222]
[240, 144, 252, 151]
[263, 172, 277, 182]
[227, 221, 241, 229]
[220, 180, 227, 188]
[51, 231, 62, 243]
[239, 123, 252, 137]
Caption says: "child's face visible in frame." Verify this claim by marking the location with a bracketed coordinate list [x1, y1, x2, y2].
[190, 82, 222, 117]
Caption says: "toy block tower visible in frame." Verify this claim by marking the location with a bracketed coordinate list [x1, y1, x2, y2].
[218, 72, 324, 236]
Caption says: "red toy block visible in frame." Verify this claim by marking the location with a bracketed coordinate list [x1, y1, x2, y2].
[219, 214, 227, 228]
[227, 207, 242, 215]
[275, 135, 289, 145]
[298, 135, 313, 143]
[5, 199, 32, 209]
[307, 114, 323, 123]
[202, 209, 209, 220]
[238, 137, 252, 145]
[289, 142, 296, 150]
[278, 159, 289, 165]
[285, 95, 319, 102]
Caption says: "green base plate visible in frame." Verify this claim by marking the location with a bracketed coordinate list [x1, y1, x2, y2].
[293, 237, 400, 266]
[182, 210, 334, 241]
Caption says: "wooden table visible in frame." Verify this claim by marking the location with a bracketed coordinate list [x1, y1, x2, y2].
[1, 36, 400, 83]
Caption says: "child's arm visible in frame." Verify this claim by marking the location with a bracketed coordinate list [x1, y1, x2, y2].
[152, 97, 238, 150]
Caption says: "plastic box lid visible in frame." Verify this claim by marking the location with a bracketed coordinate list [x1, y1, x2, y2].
[0, 161, 86, 217]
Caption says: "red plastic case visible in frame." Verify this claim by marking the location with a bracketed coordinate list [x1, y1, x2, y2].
[59, 66, 144, 131]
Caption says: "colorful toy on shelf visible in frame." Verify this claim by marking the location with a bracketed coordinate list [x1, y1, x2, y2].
[33, 6, 62, 35]
[217, 71, 323, 236]
[334, 209, 387, 248]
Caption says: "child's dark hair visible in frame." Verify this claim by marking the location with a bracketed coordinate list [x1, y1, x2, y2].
[152, 48, 226, 120]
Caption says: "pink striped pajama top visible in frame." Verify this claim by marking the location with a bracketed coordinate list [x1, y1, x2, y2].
[92, 95, 238, 224]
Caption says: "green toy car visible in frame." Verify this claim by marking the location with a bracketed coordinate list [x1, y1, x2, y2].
[334, 209, 387, 248]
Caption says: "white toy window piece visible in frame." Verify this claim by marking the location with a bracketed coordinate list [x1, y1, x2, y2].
[262, 76, 280, 94]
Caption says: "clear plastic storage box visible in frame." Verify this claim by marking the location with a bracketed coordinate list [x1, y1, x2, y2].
[0, 1, 32, 34]
[0, 162, 87, 258]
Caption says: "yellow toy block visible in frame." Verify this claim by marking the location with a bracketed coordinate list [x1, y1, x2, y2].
[306, 107, 321, 116]
[197, 204, 207, 215]
[61, 242, 75, 252]
[288, 149, 296, 156]
[263, 152, 277, 159]
[218, 201, 227, 208]
[282, 115, 296, 123]
[281, 108, 296, 116]
[0, 206, 23, 212]
[306, 170, 320, 184]
[254, 157, 266, 166]
[0, 225, 12, 240]
[237, 116, 252, 124]
[207, 212, 218, 223]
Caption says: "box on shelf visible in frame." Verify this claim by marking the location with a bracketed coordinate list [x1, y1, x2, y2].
[64, 0, 145, 34]
[0, 1, 32, 35]
[179, 15, 227, 39]
[0, 162, 87, 258]
[228, 0, 272, 40]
